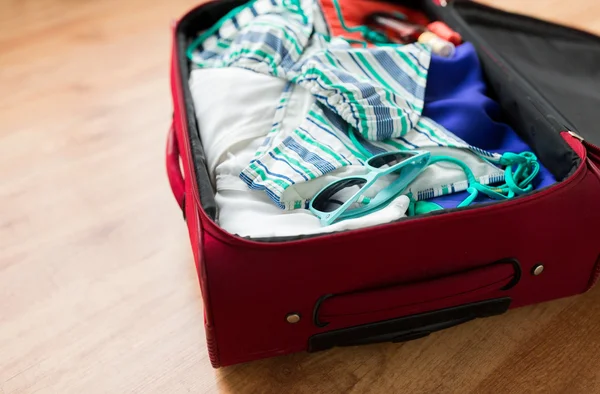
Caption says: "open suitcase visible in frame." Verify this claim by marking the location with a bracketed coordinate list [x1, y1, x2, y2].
[166, 0, 600, 367]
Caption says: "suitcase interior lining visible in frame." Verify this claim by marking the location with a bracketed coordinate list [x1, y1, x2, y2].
[176, 0, 583, 235]
[453, 2, 600, 147]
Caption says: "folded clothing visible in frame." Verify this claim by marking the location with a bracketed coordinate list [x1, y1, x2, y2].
[188, 24, 555, 237]
[190, 67, 411, 237]
[189, 0, 511, 210]
[189, 68, 288, 177]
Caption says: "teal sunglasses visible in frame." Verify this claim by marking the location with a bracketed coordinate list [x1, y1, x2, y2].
[309, 150, 430, 226]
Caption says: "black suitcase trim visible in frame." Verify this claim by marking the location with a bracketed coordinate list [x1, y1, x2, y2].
[308, 297, 512, 351]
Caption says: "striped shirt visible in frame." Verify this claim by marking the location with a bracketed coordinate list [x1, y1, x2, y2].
[190, 0, 505, 209]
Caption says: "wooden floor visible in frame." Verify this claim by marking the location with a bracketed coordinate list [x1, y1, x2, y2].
[1, 0, 600, 393]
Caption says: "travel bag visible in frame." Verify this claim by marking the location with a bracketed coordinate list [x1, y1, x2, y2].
[166, 0, 600, 367]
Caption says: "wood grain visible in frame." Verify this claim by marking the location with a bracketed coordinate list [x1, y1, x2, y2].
[1, 1, 599, 393]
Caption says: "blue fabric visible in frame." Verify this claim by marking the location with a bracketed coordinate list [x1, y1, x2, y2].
[421, 43, 556, 208]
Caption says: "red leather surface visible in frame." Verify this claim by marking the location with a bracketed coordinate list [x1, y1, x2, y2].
[171, 3, 600, 366]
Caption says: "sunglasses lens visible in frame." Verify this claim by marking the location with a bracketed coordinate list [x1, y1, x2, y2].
[312, 178, 367, 213]
[368, 151, 419, 169]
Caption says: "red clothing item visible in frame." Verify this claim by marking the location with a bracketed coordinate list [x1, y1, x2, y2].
[318, 0, 430, 44]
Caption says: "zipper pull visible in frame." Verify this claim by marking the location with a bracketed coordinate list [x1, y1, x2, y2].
[568, 130, 585, 142]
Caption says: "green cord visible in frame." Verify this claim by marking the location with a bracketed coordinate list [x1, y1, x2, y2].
[404, 151, 539, 216]
[332, 0, 365, 34]
[331, 0, 393, 46]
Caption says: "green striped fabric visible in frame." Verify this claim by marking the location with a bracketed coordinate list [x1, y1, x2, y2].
[190, 0, 505, 209]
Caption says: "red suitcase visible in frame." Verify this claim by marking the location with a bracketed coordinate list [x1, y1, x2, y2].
[166, 0, 600, 367]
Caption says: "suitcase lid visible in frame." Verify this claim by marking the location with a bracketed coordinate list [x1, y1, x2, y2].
[440, 0, 600, 147]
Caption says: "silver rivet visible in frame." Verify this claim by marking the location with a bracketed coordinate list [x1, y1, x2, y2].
[532, 264, 544, 276]
[286, 313, 301, 324]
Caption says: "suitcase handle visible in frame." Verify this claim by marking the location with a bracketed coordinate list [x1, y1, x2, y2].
[313, 258, 521, 328]
[166, 122, 186, 213]
[309, 298, 512, 352]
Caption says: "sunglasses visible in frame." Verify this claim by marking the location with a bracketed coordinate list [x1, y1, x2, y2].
[309, 150, 430, 226]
